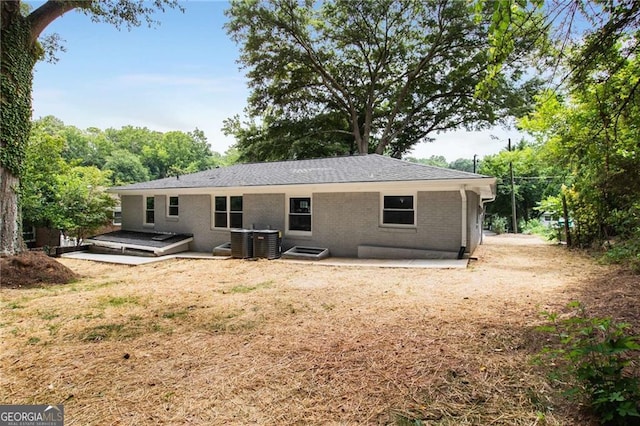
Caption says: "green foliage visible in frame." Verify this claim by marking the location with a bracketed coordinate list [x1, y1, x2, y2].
[1, 0, 182, 256]
[54, 166, 116, 242]
[479, 1, 640, 93]
[75, 0, 183, 30]
[406, 155, 449, 168]
[519, 219, 555, 240]
[519, 47, 640, 252]
[406, 156, 477, 172]
[491, 215, 508, 234]
[479, 140, 562, 224]
[475, 0, 546, 96]
[31, 116, 234, 181]
[448, 158, 476, 173]
[604, 241, 640, 274]
[21, 121, 118, 242]
[223, 112, 355, 162]
[103, 149, 149, 185]
[20, 129, 68, 228]
[601, 203, 640, 272]
[21, 116, 245, 244]
[61, 125, 113, 168]
[140, 129, 214, 179]
[537, 302, 640, 424]
[225, 0, 539, 160]
[1, 11, 39, 176]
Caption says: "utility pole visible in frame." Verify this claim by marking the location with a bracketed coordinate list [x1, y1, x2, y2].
[473, 154, 477, 173]
[509, 138, 517, 233]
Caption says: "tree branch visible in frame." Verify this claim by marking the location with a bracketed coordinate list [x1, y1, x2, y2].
[28, 0, 86, 44]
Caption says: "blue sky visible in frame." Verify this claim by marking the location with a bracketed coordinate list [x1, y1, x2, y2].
[31, 0, 522, 161]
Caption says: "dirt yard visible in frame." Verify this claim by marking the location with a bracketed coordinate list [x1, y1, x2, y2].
[1, 234, 638, 425]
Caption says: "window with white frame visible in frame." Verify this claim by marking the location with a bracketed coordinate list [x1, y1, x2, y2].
[288, 197, 311, 232]
[112, 207, 122, 225]
[229, 196, 243, 228]
[168, 196, 179, 217]
[214, 196, 243, 228]
[22, 223, 36, 243]
[382, 195, 415, 226]
[144, 196, 155, 225]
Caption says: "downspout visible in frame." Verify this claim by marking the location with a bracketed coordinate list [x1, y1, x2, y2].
[480, 188, 496, 244]
[479, 193, 496, 246]
[458, 187, 467, 259]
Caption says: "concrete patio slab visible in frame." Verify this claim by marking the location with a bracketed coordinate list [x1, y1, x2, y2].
[61, 251, 173, 265]
[61, 250, 468, 268]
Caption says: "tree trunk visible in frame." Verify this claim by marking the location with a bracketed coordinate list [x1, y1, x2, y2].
[0, 166, 22, 256]
[1, 4, 38, 255]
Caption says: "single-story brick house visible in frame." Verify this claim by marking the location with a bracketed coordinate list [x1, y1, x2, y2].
[107, 154, 496, 259]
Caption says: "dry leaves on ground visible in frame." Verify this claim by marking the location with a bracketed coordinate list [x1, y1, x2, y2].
[1, 234, 638, 425]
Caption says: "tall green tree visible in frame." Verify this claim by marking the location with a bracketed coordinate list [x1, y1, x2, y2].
[406, 155, 449, 168]
[520, 50, 640, 246]
[104, 125, 163, 157]
[21, 124, 116, 243]
[0, 0, 180, 256]
[54, 166, 116, 244]
[140, 129, 215, 179]
[103, 149, 149, 185]
[21, 125, 68, 230]
[479, 141, 561, 227]
[449, 158, 476, 173]
[61, 126, 113, 168]
[225, 0, 540, 161]
[223, 112, 355, 162]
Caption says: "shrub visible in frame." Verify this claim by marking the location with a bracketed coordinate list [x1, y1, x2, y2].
[536, 302, 640, 425]
[603, 240, 640, 274]
[492, 216, 508, 234]
[520, 219, 557, 241]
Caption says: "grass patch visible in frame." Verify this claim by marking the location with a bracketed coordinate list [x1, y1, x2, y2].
[206, 309, 261, 333]
[98, 295, 140, 308]
[5, 301, 25, 309]
[27, 337, 41, 345]
[72, 312, 105, 320]
[37, 309, 60, 320]
[162, 309, 189, 319]
[79, 313, 177, 341]
[80, 323, 142, 342]
[228, 280, 274, 294]
[47, 322, 63, 337]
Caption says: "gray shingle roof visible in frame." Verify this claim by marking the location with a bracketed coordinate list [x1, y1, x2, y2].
[112, 154, 489, 191]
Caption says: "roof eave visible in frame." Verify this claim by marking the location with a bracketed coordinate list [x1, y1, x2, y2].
[109, 177, 496, 197]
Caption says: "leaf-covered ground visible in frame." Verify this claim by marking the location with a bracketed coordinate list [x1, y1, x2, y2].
[1, 234, 637, 425]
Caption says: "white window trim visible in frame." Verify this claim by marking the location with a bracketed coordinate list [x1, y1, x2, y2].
[22, 225, 36, 243]
[212, 195, 243, 229]
[143, 195, 155, 227]
[167, 196, 179, 218]
[286, 195, 312, 236]
[112, 207, 122, 226]
[379, 192, 417, 228]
